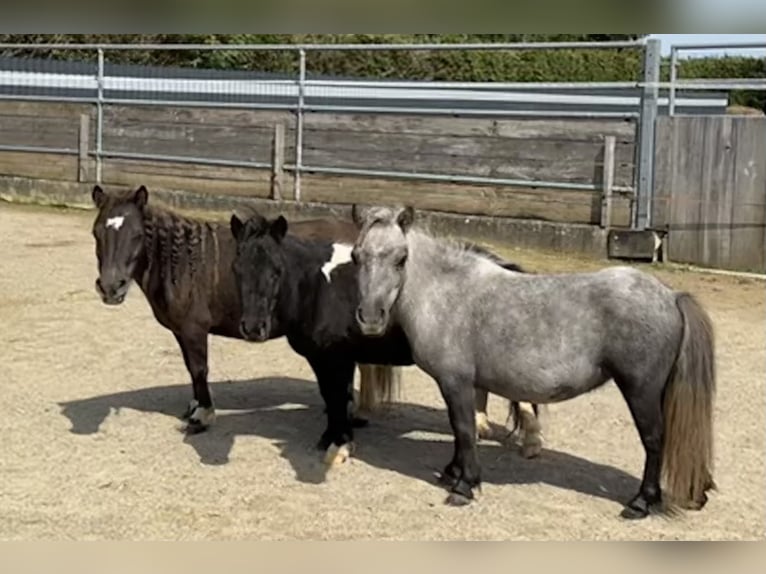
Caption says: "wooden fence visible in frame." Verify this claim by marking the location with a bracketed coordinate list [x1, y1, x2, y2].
[653, 115, 766, 273]
[0, 100, 636, 227]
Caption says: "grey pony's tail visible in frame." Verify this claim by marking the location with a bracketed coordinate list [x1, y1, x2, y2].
[661, 292, 717, 510]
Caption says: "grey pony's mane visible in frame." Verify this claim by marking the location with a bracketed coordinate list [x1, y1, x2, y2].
[406, 226, 524, 274]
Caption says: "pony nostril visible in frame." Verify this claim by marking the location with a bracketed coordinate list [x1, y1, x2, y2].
[377, 307, 386, 321]
[356, 307, 365, 324]
[116, 279, 127, 290]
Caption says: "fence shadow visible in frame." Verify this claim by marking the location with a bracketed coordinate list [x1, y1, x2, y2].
[58, 377, 640, 507]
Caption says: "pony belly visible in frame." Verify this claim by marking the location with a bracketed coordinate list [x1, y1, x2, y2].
[477, 366, 609, 405]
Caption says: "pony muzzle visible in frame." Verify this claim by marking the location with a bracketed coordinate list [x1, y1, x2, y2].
[239, 318, 270, 342]
[95, 277, 129, 305]
[355, 305, 389, 336]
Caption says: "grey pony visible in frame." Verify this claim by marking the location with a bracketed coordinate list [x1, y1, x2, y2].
[352, 205, 716, 520]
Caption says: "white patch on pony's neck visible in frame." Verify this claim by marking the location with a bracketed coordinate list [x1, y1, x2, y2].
[321, 243, 353, 283]
[106, 215, 126, 231]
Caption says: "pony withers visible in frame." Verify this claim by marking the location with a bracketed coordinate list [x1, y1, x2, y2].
[89, 184, 399, 443]
[352, 205, 716, 520]
[229, 211, 545, 466]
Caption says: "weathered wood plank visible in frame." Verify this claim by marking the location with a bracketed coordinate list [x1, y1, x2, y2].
[700, 117, 735, 269]
[102, 158, 273, 198]
[0, 151, 78, 181]
[667, 117, 706, 265]
[303, 131, 635, 187]
[600, 136, 616, 229]
[0, 114, 80, 149]
[78, 114, 90, 183]
[730, 118, 766, 272]
[0, 100, 93, 119]
[103, 105, 296, 130]
[271, 123, 285, 201]
[305, 112, 637, 141]
[651, 117, 672, 229]
[300, 173, 631, 226]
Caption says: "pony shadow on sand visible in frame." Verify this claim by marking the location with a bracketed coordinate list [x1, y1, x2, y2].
[58, 377, 640, 507]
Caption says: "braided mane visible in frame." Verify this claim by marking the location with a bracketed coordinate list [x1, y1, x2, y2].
[141, 203, 219, 287]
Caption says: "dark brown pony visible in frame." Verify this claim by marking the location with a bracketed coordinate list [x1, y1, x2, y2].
[90, 184, 400, 434]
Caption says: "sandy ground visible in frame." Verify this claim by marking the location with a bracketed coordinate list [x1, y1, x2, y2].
[0, 201, 763, 541]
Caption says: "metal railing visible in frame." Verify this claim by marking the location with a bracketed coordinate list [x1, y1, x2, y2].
[668, 41, 766, 116]
[0, 38, 758, 231]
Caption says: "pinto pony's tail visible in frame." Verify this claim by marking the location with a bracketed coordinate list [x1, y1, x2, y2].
[357, 364, 403, 413]
[662, 292, 717, 511]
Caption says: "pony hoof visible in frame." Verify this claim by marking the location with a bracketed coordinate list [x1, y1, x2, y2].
[522, 440, 543, 459]
[184, 420, 208, 435]
[620, 506, 649, 520]
[182, 400, 199, 420]
[620, 496, 652, 520]
[445, 492, 473, 507]
[434, 471, 458, 489]
[352, 416, 369, 428]
[324, 443, 354, 467]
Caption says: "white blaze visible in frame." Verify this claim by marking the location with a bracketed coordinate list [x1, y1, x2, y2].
[321, 243, 353, 283]
[106, 216, 126, 231]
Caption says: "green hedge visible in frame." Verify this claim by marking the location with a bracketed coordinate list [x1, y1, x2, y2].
[1, 34, 763, 110]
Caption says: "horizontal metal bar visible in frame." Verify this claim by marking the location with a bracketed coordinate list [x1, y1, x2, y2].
[303, 80, 645, 90]
[97, 150, 272, 170]
[290, 164, 634, 193]
[652, 81, 766, 91]
[671, 42, 766, 52]
[0, 93, 96, 104]
[101, 97, 296, 111]
[0, 143, 78, 155]
[304, 104, 640, 118]
[0, 40, 646, 52]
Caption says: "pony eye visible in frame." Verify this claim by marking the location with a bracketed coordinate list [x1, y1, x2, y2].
[396, 254, 408, 267]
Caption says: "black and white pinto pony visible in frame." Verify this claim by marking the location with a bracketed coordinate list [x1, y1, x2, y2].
[229, 211, 545, 466]
[352, 205, 716, 520]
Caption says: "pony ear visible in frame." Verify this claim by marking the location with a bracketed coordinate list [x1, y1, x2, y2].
[396, 205, 415, 232]
[351, 204, 367, 228]
[133, 185, 148, 209]
[270, 215, 288, 242]
[230, 214, 245, 241]
[92, 185, 106, 208]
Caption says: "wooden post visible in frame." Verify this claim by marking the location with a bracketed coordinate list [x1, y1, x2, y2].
[600, 135, 616, 229]
[271, 123, 285, 200]
[78, 114, 90, 183]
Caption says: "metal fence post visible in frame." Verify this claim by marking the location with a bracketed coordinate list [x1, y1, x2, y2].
[668, 47, 678, 116]
[294, 48, 306, 202]
[634, 38, 661, 230]
[95, 48, 104, 184]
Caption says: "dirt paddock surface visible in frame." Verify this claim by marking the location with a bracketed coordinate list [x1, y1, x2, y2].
[1, 201, 763, 540]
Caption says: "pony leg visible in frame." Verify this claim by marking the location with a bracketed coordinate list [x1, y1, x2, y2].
[474, 387, 493, 440]
[309, 357, 356, 467]
[436, 377, 482, 505]
[616, 379, 664, 519]
[509, 402, 543, 459]
[175, 329, 214, 434]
